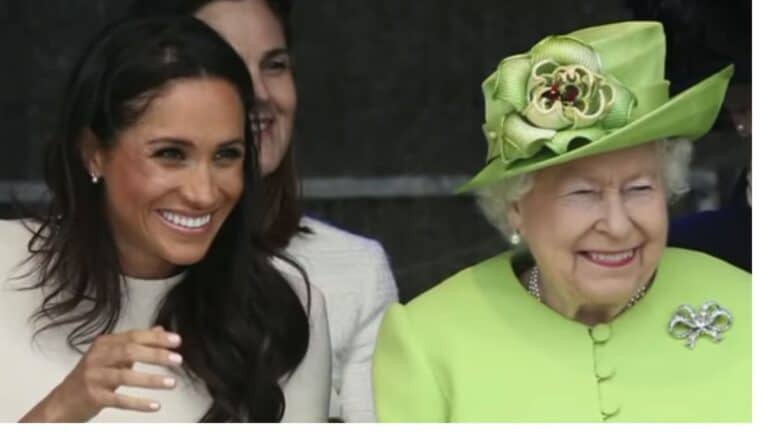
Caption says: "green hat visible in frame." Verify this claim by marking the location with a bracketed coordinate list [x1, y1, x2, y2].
[457, 21, 733, 192]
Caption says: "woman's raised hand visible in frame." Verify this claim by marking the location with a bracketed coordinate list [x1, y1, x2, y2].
[20, 326, 182, 422]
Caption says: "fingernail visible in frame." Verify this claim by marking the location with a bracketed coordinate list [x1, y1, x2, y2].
[168, 353, 183, 364]
[167, 333, 181, 345]
[149, 402, 160, 411]
[163, 377, 176, 387]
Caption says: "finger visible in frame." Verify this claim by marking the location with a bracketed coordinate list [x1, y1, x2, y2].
[100, 389, 161, 412]
[108, 343, 183, 369]
[115, 328, 181, 349]
[100, 368, 177, 391]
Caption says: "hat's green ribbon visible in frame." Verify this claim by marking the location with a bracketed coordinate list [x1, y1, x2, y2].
[484, 36, 638, 164]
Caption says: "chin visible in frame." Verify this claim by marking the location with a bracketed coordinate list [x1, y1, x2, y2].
[582, 279, 640, 301]
[259, 158, 281, 177]
[161, 247, 209, 267]
[258, 141, 289, 177]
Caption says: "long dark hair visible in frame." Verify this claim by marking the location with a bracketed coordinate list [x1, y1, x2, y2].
[22, 16, 309, 422]
[133, 0, 305, 249]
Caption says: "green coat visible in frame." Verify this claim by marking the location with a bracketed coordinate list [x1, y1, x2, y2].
[373, 248, 751, 422]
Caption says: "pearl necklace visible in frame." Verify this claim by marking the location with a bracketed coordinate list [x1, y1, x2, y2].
[526, 266, 649, 311]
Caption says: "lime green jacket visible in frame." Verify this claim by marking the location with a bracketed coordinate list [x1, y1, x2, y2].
[373, 248, 751, 422]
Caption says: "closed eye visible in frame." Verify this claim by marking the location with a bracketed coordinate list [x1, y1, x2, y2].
[627, 185, 653, 192]
[570, 189, 597, 195]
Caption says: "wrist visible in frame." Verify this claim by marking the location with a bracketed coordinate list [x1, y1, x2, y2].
[20, 386, 75, 422]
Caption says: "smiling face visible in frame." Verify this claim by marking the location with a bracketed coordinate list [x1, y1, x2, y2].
[87, 77, 246, 278]
[196, 0, 296, 177]
[507, 143, 668, 315]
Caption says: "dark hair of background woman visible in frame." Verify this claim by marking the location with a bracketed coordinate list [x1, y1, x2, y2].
[20, 16, 309, 422]
[133, 0, 305, 250]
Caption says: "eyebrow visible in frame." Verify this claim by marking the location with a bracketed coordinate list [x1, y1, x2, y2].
[262, 48, 290, 60]
[147, 137, 245, 148]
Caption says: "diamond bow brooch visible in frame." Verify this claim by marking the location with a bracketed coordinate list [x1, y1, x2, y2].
[667, 301, 733, 349]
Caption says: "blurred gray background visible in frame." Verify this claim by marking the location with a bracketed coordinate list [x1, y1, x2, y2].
[0, 0, 751, 301]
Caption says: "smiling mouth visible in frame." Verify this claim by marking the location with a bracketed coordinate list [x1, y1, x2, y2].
[580, 248, 638, 267]
[252, 117, 275, 136]
[159, 210, 212, 231]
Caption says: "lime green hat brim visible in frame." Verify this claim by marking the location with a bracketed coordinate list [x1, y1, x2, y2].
[457, 64, 734, 193]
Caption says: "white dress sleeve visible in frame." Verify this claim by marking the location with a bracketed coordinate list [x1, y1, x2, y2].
[280, 276, 332, 422]
[337, 242, 398, 422]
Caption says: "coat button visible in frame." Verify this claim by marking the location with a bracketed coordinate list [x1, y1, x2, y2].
[590, 323, 612, 343]
[601, 399, 621, 418]
[600, 384, 622, 418]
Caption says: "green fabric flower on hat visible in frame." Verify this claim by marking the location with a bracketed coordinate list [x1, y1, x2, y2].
[483, 36, 637, 164]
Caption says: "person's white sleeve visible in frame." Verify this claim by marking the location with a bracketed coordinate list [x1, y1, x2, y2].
[281, 283, 332, 422]
[338, 242, 399, 422]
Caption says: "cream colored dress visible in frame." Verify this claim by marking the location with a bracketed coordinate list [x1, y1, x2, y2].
[0, 219, 331, 422]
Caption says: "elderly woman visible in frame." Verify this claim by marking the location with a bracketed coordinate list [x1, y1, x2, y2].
[373, 21, 750, 422]
[0, 16, 329, 422]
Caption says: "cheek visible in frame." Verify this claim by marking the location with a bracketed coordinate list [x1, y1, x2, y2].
[216, 166, 245, 201]
[269, 76, 297, 115]
[628, 196, 668, 240]
[524, 204, 595, 250]
[106, 157, 174, 213]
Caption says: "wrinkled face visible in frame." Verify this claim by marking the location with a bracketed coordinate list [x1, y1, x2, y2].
[507, 144, 668, 308]
[197, 0, 296, 176]
[89, 78, 246, 278]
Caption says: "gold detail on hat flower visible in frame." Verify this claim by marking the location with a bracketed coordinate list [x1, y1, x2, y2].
[483, 36, 637, 164]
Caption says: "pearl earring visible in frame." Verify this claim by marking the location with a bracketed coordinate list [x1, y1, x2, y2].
[510, 230, 521, 246]
[91, 173, 100, 184]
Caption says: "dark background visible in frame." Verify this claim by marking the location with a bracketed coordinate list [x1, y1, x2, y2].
[0, 0, 751, 301]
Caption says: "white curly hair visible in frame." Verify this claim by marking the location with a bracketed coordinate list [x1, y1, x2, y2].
[474, 138, 693, 245]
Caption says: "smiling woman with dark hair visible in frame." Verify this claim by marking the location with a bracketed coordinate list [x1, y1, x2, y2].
[0, 15, 329, 422]
[133, 0, 399, 422]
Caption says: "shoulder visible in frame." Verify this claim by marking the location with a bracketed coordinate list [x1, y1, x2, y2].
[288, 216, 386, 257]
[0, 218, 34, 250]
[0, 219, 36, 275]
[657, 247, 750, 314]
[403, 251, 512, 321]
[662, 247, 750, 285]
[280, 216, 396, 299]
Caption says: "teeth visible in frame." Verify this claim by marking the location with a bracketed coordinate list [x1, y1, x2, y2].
[588, 250, 634, 262]
[161, 211, 211, 229]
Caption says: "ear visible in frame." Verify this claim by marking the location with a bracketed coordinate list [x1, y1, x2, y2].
[505, 200, 525, 236]
[79, 128, 105, 178]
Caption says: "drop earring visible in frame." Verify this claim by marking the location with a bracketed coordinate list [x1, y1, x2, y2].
[91, 173, 100, 184]
[510, 230, 521, 246]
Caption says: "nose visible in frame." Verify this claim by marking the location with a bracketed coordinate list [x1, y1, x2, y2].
[252, 74, 271, 103]
[595, 191, 633, 239]
[180, 164, 218, 209]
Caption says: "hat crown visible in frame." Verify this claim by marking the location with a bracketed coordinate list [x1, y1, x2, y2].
[458, 20, 733, 193]
[567, 21, 666, 90]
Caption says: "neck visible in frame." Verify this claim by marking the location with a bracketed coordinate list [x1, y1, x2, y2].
[115, 244, 177, 280]
[541, 284, 626, 325]
[524, 266, 644, 326]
